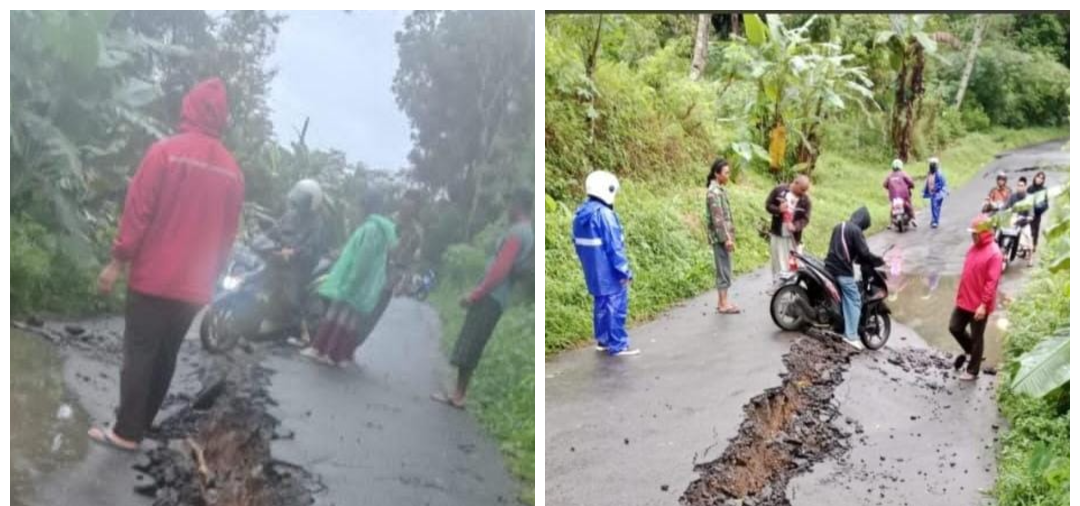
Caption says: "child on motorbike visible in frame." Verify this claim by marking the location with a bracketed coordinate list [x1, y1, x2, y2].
[301, 187, 398, 367]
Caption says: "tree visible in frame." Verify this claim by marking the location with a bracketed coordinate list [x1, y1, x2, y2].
[689, 14, 710, 80]
[394, 11, 534, 241]
[874, 14, 956, 161]
[953, 14, 986, 109]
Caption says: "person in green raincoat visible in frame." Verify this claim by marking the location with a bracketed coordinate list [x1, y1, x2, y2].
[301, 187, 398, 367]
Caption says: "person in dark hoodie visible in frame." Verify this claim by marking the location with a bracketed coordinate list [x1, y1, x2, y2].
[824, 207, 884, 350]
[91, 78, 245, 451]
[268, 179, 327, 336]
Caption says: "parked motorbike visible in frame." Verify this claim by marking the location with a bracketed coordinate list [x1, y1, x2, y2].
[769, 248, 893, 350]
[199, 234, 332, 353]
[890, 198, 913, 233]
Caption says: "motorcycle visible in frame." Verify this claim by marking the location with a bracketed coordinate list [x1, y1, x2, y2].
[199, 234, 332, 353]
[404, 269, 436, 301]
[769, 248, 893, 350]
[890, 198, 913, 233]
[985, 201, 1032, 273]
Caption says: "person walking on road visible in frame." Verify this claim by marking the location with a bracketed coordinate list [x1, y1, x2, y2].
[90, 78, 245, 452]
[987, 172, 1011, 207]
[765, 175, 812, 286]
[572, 171, 638, 356]
[824, 207, 884, 350]
[302, 188, 398, 367]
[1027, 171, 1050, 259]
[432, 188, 534, 408]
[923, 157, 948, 228]
[705, 159, 739, 314]
[884, 158, 916, 227]
[949, 215, 1004, 381]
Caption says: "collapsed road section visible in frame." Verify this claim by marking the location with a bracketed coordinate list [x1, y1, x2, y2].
[681, 334, 858, 506]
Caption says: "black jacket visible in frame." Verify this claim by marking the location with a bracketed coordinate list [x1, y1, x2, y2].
[825, 207, 883, 278]
[765, 184, 812, 243]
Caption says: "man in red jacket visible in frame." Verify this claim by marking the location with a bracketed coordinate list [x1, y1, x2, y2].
[88, 78, 244, 451]
[949, 214, 1003, 381]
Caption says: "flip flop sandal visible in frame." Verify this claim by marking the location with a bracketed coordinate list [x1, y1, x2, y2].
[87, 426, 137, 452]
[430, 392, 465, 410]
[719, 307, 742, 314]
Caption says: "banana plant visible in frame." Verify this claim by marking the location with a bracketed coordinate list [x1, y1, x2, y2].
[1011, 326, 1069, 398]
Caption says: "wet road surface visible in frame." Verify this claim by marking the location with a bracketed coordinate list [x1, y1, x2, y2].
[13, 298, 515, 505]
[544, 139, 1068, 505]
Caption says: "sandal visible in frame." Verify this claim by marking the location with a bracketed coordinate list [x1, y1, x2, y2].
[719, 306, 742, 314]
[430, 391, 465, 410]
[87, 426, 138, 452]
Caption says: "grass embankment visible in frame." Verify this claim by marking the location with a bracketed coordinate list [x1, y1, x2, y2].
[428, 229, 535, 504]
[993, 180, 1069, 505]
[544, 126, 1067, 354]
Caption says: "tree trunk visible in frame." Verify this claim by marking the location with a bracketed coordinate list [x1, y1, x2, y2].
[953, 14, 985, 109]
[585, 14, 603, 79]
[730, 14, 740, 39]
[689, 14, 710, 80]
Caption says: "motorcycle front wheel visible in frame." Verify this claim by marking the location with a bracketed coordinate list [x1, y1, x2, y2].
[860, 311, 891, 350]
[199, 299, 247, 353]
[770, 284, 808, 331]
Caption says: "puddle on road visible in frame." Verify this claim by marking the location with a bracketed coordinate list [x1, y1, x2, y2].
[10, 329, 91, 506]
[884, 272, 1006, 368]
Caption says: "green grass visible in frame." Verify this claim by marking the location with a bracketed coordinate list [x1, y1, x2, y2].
[993, 209, 1070, 506]
[430, 267, 535, 504]
[544, 126, 1068, 354]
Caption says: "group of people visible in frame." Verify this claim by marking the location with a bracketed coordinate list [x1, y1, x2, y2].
[87, 78, 534, 452]
[571, 155, 1049, 382]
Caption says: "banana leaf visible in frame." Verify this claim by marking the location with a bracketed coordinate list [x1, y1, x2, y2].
[1011, 327, 1070, 398]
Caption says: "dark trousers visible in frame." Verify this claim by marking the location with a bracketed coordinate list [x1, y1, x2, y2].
[114, 290, 200, 441]
[948, 307, 987, 376]
[1031, 212, 1044, 249]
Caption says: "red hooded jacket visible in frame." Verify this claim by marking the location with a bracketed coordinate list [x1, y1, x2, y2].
[112, 78, 244, 305]
[955, 221, 1003, 314]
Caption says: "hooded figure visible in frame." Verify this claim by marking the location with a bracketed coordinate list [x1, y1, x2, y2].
[573, 171, 636, 356]
[949, 215, 1003, 380]
[824, 207, 884, 347]
[304, 189, 398, 366]
[922, 157, 948, 228]
[91, 78, 245, 450]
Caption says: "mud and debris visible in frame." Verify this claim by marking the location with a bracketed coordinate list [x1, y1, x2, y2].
[681, 334, 858, 506]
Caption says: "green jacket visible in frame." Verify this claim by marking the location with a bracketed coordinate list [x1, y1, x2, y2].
[318, 214, 398, 314]
[705, 181, 734, 245]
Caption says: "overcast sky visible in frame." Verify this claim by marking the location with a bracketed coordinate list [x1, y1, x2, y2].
[265, 11, 412, 171]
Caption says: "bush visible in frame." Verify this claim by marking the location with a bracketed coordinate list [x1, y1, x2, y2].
[967, 45, 1070, 128]
[961, 105, 992, 133]
[10, 215, 114, 317]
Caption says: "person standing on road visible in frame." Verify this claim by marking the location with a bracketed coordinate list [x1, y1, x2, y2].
[949, 215, 1003, 381]
[1027, 171, 1050, 258]
[884, 158, 916, 227]
[987, 173, 1011, 207]
[705, 159, 740, 314]
[922, 157, 948, 228]
[90, 78, 245, 451]
[572, 171, 638, 356]
[824, 207, 884, 350]
[302, 188, 398, 367]
[432, 188, 534, 408]
[765, 175, 812, 285]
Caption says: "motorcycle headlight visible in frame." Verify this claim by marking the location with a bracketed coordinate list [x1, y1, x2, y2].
[222, 275, 242, 291]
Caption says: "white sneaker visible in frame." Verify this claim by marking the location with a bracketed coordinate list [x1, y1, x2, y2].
[595, 345, 607, 352]
[613, 348, 641, 357]
[843, 339, 865, 351]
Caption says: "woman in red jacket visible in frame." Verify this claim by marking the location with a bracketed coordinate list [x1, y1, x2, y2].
[949, 215, 1004, 381]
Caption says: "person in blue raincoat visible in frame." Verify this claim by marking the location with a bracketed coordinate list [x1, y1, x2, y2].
[922, 157, 948, 228]
[572, 171, 639, 357]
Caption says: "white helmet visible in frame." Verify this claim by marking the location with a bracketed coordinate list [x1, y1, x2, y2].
[287, 179, 324, 213]
[585, 170, 620, 206]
